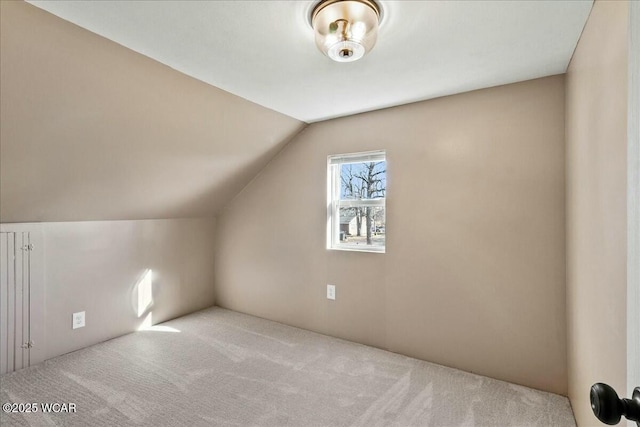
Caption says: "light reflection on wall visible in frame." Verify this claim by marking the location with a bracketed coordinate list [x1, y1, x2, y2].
[137, 269, 153, 317]
[133, 269, 180, 332]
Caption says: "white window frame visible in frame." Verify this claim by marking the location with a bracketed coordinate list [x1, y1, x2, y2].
[327, 150, 386, 253]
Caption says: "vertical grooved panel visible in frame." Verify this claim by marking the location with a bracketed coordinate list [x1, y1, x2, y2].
[23, 232, 31, 368]
[6, 233, 15, 372]
[0, 232, 29, 374]
[0, 233, 8, 375]
[14, 233, 23, 371]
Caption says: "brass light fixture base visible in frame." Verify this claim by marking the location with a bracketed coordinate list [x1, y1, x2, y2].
[311, 0, 382, 25]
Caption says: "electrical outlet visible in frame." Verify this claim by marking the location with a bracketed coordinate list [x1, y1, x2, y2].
[327, 284, 336, 300]
[72, 311, 85, 329]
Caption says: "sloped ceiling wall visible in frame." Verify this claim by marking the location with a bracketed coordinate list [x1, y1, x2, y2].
[0, 1, 305, 223]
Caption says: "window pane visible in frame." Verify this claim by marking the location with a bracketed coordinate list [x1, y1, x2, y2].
[336, 206, 385, 249]
[340, 161, 386, 200]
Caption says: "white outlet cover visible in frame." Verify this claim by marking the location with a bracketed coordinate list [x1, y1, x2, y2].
[72, 311, 85, 329]
[327, 284, 336, 300]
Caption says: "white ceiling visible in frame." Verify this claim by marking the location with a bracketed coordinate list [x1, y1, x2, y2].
[27, 0, 593, 123]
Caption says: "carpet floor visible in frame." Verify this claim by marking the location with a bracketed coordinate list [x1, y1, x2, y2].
[0, 307, 575, 426]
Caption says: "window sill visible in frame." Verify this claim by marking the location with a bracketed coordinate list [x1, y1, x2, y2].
[328, 246, 386, 254]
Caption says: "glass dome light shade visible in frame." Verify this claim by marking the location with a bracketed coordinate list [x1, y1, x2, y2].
[311, 0, 381, 63]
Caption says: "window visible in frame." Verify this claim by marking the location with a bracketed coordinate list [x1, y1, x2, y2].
[327, 151, 386, 252]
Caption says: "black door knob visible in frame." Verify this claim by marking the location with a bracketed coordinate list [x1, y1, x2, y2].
[590, 383, 640, 426]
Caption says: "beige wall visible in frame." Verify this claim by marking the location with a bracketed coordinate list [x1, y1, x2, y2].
[0, 1, 295, 362]
[628, 0, 640, 410]
[31, 218, 216, 360]
[215, 75, 568, 395]
[565, 1, 628, 425]
[0, 1, 304, 223]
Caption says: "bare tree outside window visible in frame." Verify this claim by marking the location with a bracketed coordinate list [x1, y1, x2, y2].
[340, 162, 386, 245]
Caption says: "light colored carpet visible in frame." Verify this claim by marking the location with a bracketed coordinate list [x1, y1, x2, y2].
[0, 307, 575, 426]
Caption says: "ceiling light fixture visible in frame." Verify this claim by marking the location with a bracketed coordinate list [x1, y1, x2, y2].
[311, 0, 382, 63]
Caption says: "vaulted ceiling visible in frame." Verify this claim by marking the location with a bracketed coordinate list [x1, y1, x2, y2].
[1, 1, 592, 223]
[0, 1, 304, 223]
[27, 0, 593, 122]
